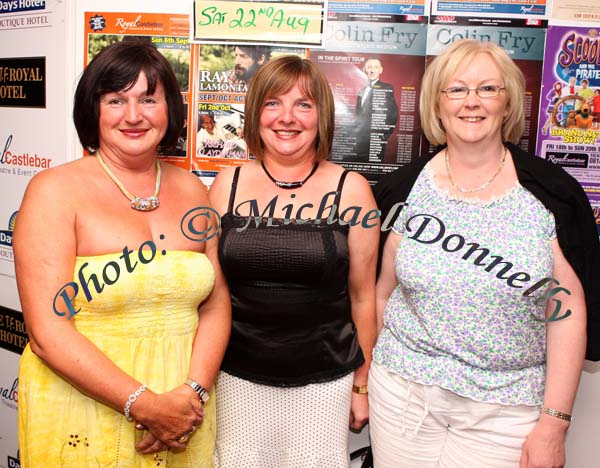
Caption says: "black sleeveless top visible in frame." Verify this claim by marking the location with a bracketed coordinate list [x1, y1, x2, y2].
[218, 167, 365, 386]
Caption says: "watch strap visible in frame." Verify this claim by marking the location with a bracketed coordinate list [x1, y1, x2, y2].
[352, 384, 368, 394]
[185, 378, 210, 404]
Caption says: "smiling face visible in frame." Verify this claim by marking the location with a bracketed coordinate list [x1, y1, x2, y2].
[438, 53, 508, 147]
[200, 114, 215, 134]
[258, 81, 318, 161]
[364, 59, 383, 82]
[98, 71, 168, 158]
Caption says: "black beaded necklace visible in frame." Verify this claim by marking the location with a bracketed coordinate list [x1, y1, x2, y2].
[261, 160, 320, 189]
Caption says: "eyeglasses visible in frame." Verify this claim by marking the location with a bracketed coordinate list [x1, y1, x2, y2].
[441, 85, 506, 100]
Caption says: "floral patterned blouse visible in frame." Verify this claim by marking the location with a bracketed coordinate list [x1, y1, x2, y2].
[373, 164, 556, 406]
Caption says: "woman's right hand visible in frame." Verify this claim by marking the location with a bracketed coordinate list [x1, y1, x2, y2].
[132, 384, 204, 450]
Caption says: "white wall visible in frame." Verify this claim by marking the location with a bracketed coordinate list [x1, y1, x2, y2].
[0, 1, 71, 466]
[565, 361, 600, 468]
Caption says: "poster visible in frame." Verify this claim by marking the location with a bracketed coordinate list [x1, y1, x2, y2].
[432, 0, 548, 18]
[426, 15, 547, 155]
[83, 11, 193, 169]
[192, 44, 306, 182]
[550, 0, 600, 23]
[536, 25, 600, 214]
[319, 12, 427, 183]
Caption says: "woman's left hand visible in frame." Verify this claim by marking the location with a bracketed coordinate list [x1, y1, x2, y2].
[136, 431, 169, 455]
[349, 392, 369, 433]
[519, 419, 568, 468]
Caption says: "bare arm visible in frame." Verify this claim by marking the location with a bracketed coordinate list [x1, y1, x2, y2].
[343, 172, 379, 431]
[375, 231, 401, 333]
[520, 238, 586, 468]
[186, 199, 231, 391]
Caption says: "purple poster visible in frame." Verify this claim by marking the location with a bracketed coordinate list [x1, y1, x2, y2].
[536, 25, 600, 212]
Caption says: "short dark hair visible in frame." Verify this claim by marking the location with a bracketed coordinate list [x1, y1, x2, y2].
[73, 41, 184, 151]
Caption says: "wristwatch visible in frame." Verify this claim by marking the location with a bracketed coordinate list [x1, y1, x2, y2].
[184, 378, 210, 404]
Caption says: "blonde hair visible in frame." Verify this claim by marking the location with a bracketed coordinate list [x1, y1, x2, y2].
[244, 55, 335, 160]
[420, 39, 525, 145]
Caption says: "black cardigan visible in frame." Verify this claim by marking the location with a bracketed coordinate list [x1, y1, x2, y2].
[373, 143, 600, 361]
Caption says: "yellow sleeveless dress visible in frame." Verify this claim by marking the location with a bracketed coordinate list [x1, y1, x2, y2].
[18, 251, 216, 468]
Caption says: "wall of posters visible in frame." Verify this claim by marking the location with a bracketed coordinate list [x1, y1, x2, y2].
[432, 0, 548, 18]
[328, 0, 428, 15]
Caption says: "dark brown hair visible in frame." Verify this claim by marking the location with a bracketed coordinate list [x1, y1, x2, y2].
[73, 41, 184, 151]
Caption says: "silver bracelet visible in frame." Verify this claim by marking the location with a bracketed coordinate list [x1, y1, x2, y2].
[541, 406, 572, 422]
[124, 384, 147, 422]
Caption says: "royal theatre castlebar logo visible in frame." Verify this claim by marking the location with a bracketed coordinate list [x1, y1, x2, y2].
[0, 134, 52, 177]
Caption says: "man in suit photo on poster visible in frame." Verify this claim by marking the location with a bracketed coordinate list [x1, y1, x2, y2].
[354, 58, 398, 163]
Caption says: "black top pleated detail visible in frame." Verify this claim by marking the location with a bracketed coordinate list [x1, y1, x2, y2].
[218, 168, 365, 386]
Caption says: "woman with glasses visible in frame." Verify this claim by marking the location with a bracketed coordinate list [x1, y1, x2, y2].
[370, 39, 599, 467]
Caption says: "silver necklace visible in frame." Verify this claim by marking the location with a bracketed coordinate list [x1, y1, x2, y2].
[445, 147, 507, 194]
[96, 150, 161, 211]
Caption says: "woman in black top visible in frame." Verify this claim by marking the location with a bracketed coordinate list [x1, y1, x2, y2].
[209, 55, 379, 468]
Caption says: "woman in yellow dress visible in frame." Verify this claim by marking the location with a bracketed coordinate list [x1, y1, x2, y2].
[14, 41, 230, 467]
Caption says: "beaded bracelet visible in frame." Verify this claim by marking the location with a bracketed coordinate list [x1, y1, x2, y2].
[124, 384, 147, 422]
[541, 407, 572, 422]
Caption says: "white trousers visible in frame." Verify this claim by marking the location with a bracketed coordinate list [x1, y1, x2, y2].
[368, 362, 540, 468]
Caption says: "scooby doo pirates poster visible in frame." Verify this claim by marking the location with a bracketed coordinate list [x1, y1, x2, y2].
[536, 25, 600, 208]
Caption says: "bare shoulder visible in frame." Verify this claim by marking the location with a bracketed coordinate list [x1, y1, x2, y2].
[21, 158, 92, 208]
[337, 167, 375, 208]
[344, 170, 372, 193]
[163, 162, 207, 190]
[162, 162, 210, 204]
[208, 165, 241, 213]
[14, 159, 92, 254]
[321, 161, 370, 189]
[210, 165, 239, 193]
